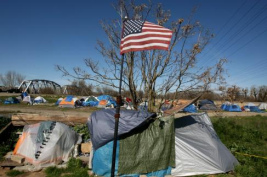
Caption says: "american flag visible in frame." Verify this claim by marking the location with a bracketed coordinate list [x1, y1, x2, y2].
[120, 20, 173, 54]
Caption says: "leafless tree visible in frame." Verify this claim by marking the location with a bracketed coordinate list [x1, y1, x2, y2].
[56, 0, 227, 111]
[250, 86, 258, 101]
[241, 88, 248, 100]
[258, 85, 267, 102]
[0, 71, 25, 88]
[227, 85, 240, 102]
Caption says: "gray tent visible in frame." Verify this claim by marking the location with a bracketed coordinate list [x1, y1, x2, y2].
[87, 110, 238, 177]
[171, 113, 239, 176]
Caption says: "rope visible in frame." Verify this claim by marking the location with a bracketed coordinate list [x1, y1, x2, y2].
[235, 152, 267, 160]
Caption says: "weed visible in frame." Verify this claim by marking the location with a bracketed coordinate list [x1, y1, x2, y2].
[45, 158, 90, 177]
[5, 170, 24, 176]
[73, 125, 90, 141]
[212, 116, 267, 177]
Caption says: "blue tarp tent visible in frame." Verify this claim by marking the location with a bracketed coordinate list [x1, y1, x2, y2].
[243, 105, 263, 113]
[221, 103, 242, 112]
[83, 96, 99, 107]
[97, 95, 117, 108]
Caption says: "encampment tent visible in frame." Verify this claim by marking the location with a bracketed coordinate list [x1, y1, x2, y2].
[97, 95, 117, 108]
[83, 96, 99, 107]
[33, 96, 47, 104]
[59, 95, 78, 108]
[87, 110, 238, 177]
[22, 96, 34, 105]
[198, 100, 217, 111]
[221, 103, 242, 112]
[55, 98, 63, 105]
[258, 103, 267, 110]
[243, 103, 262, 112]
[4, 97, 20, 104]
[13, 121, 82, 169]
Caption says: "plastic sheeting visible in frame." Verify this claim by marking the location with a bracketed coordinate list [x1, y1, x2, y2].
[171, 113, 239, 176]
[183, 104, 197, 113]
[92, 140, 172, 177]
[87, 109, 156, 150]
[13, 121, 82, 169]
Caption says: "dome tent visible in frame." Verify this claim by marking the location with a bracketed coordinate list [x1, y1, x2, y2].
[221, 102, 242, 112]
[198, 99, 218, 110]
[87, 109, 238, 177]
[13, 121, 82, 169]
[258, 103, 267, 110]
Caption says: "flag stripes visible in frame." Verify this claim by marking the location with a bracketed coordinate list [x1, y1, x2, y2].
[120, 20, 173, 54]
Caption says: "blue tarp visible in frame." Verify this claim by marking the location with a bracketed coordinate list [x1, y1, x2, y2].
[65, 95, 74, 102]
[183, 104, 197, 113]
[87, 109, 156, 150]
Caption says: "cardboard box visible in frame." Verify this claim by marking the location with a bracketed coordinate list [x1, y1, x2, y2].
[81, 142, 92, 153]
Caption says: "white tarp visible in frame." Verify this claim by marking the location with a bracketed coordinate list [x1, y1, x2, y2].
[171, 113, 239, 176]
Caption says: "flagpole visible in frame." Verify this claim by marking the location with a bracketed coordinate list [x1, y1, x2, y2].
[111, 53, 124, 177]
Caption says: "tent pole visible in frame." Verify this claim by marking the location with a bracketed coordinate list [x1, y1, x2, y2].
[111, 53, 125, 177]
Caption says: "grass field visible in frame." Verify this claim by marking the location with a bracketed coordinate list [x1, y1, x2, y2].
[211, 115, 267, 177]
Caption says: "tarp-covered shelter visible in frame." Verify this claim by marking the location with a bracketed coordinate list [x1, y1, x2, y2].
[221, 103, 242, 112]
[87, 109, 238, 177]
[59, 95, 78, 108]
[4, 97, 20, 104]
[13, 121, 82, 169]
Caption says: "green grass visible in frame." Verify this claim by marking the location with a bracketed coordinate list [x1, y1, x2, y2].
[211, 115, 267, 177]
[0, 116, 22, 161]
[5, 170, 24, 176]
[44, 158, 91, 177]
